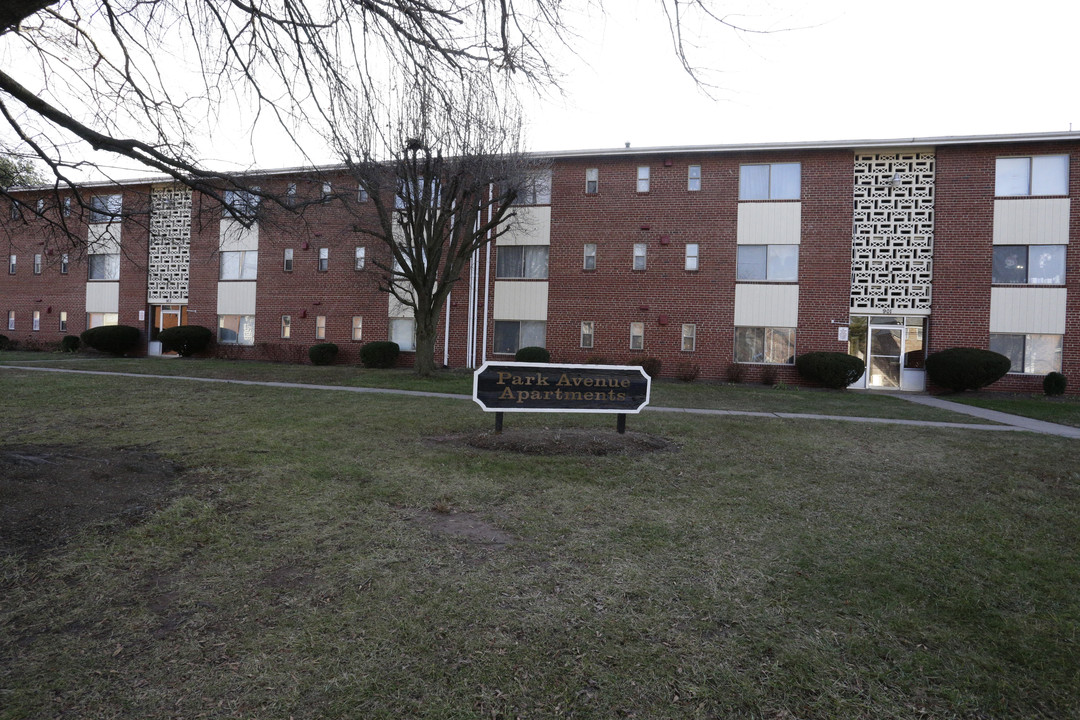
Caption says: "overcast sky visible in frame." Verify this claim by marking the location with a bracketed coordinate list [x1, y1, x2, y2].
[519, 0, 1080, 153]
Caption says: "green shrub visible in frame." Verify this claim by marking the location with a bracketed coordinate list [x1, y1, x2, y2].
[925, 347, 1011, 392]
[633, 357, 662, 379]
[725, 363, 744, 384]
[795, 352, 865, 389]
[360, 341, 400, 369]
[80, 325, 141, 356]
[1044, 371, 1068, 397]
[60, 335, 81, 353]
[515, 346, 550, 363]
[309, 342, 339, 366]
[158, 325, 213, 357]
[0, 334, 10, 351]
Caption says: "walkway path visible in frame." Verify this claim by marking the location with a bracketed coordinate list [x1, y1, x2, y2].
[3, 364, 1078, 439]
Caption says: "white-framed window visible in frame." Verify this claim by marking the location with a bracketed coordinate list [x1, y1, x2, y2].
[222, 189, 259, 219]
[281, 315, 291, 339]
[283, 248, 293, 272]
[989, 333, 1062, 374]
[321, 181, 333, 201]
[315, 315, 326, 340]
[583, 243, 597, 270]
[220, 250, 258, 280]
[63, 198, 71, 217]
[493, 320, 546, 355]
[60, 253, 69, 274]
[992, 245, 1065, 284]
[633, 243, 647, 271]
[59, 311, 67, 332]
[580, 321, 595, 349]
[688, 165, 701, 192]
[585, 168, 599, 195]
[682, 324, 696, 352]
[636, 166, 650, 193]
[8, 254, 15, 274]
[9, 201, 20, 221]
[89, 194, 122, 223]
[685, 243, 699, 271]
[218, 315, 255, 345]
[351, 316, 363, 341]
[389, 317, 416, 352]
[6, 310, 13, 330]
[88, 253, 120, 280]
[737, 245, 798, 281]
[32, 310, 40, 331]
[88, 312, 118, 329]
[318, 247, 329, 272]
[629, 322, 644, 350]
[739, 163, 801, 200]
[995, 155, 1069, 197]
[496, 245, 548, 279]
[358, 186, 369, 202]
[518, 170, 552, 205]
[735, 327, 796, 364]
[35, 198, 44, 214]
[354, 246, 366, 270]
[33, 254, 41, 274]
[286, 182, 297, 206]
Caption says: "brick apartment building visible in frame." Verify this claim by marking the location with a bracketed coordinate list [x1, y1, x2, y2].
[2, 131, 1077, 393]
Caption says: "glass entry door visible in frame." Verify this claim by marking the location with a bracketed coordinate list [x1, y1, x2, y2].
[848, 316, 928, 390]
[868, 326, 903, 388]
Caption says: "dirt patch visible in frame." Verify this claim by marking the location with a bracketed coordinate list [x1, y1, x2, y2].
[0, 444, 183, 557]
[431, 428, 679, 456]
[404, 509, 515, 548]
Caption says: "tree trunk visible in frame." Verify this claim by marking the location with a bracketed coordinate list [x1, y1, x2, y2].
[412, 305, 439, 377]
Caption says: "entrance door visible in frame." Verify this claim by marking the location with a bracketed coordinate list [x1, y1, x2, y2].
[868, 326, 903, 388]
[150, 305, 187, 355]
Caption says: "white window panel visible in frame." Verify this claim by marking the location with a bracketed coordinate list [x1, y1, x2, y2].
[583, 244, 597, 270]
[633, 243, 647, 271]
[682, 324, 696, 352]
[629, 322, 644, 350]
[685, 243, 699, 271]
[688, 165, 701, 191]
[88, 253, 120, 280]
[220, 250, 258, 280]
[637, 166, 650, 193]
[585, 168, 598, 194]
[389, 317, 416, 351]
[580, 321, 594, 348]
[352, 316, 363, 341]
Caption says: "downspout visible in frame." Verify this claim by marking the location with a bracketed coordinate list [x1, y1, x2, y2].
[482, 183, 493, 364]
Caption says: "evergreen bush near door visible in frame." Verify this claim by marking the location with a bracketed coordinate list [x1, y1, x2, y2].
[1044, 371, 1068, 396]
[309, 343, 339, 366]
[359, 341, 400, 368]
[795, 352, 866, 389]
[157, 325, 213, 357]
[81, 325, 141, 356]
[925, 347, 1011, 392]
[60, 335, 81, 352]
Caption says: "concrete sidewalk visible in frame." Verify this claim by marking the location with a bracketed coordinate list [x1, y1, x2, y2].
[2, 364, 1077, 438]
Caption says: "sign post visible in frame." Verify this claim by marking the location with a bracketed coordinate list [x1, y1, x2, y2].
[472, 362, 651, 434]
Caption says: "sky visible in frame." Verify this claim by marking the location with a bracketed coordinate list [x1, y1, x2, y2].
[517, 0, 1080, 153]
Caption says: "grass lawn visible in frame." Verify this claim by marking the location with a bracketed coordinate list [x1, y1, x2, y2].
[1, 366, 1077, 718]
[947, 391, 1080, 428]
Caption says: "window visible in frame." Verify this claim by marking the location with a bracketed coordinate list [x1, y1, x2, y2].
[318, 248, 329, 272]
[580, 321, 594, 349]
[736, 245, 798, 281]
[629, 322, 644, 350]
[739, 163, 801, 200]
[518, 170, 552, 205]
[389, 317, 416, 352]
[35, 198, 44, 214]
[32, 310, 40, 331]
[315, 315, 326, 340]
[995, 155, 1068, 196]
[88, 312, 118, 328]
[283, 248, 293, 272]
[58, 311, 67, 332]
[220, 250, 258, 280]
[583, 243, 597, 270]
[585, 168, 599, 194]
[358, 186, 369, 202]
[633, 243, 647, 271]
[351, 316, 363, 341]
[682, 324, 696, 352]
[218, 315, 255, 345]
[990, 333, 1062, 374]
[322, 182, 332, 201]
[6, 311, 12, 330]
[10, 201, 21, 220]
[222, 189, 259, 219]
[8, 254, 14, 274]
[286, 182, 297, 206]
[33, 254, 41, 274]
[281, 315, 291, 339]
[688, 165, 701, 191]
[496, 245, 549, 279]
[735, 327, 796, 364]
[685, 243, 699, 271]
[992, 245, 1065, 284]
[355, 246, 366, 270]
[637, 166, 650, 193]
[60, 253, 69, 274]
[88, 253, 120, 280]
[89, 194, 122, 223]
[63, 198, 71, 217]
[493, 320, 546, 354]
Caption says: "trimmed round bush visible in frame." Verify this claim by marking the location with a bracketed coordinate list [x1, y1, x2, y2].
[1044, 371, 1068, 397]
[0, 334, 10, 351]
[515, 346, 550, 363]
[158, 325, 213, 357]
[309, 342, 339, 366]
[60, 335, 81, 353]
[795, 352, 865, 389]
[81, 325, 140, 356]
[360, 340, 400, 369]
[925, 347, 1011, 392]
